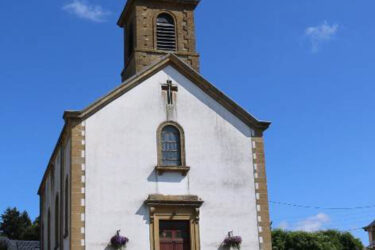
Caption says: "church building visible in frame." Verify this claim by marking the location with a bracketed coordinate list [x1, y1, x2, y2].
[38, 0, 272, 249]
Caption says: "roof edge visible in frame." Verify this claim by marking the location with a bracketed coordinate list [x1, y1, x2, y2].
[63, 110, 81, 121]
[364, 220, 375, 231]
[258, 121, 272, 131]
[165, 54, 271, 132]
[38, 110, 85, 195]
[37, 122, 68, 195]
[74, 53, 271, 132]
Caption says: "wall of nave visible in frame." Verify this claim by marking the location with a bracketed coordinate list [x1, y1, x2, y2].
[40, 137, 71, 250]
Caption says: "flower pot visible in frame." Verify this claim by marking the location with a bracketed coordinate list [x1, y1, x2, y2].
[224, 244, 241, 250]
[229, 247, 240, 250]
[110, 230, 129, 250]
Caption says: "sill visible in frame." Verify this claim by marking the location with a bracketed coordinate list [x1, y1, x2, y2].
[155, 166, 190, 176]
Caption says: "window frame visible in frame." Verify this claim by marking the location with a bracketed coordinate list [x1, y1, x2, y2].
[157, 121, 186, 167]
[155, 12, 177, 52]
[126, 21, 135, 59]
[64, 176, 69, 238]
[48, 208, 51, 250]
[156, 122, 189, 176]
[54, 194, 59, 249]
[50, 164, 55, 190]
[145, 194, 202, 250]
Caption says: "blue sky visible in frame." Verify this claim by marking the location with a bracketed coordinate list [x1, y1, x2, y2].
[0, 0, 374, 244]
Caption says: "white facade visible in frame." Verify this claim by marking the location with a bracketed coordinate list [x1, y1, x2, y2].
[84, 65, 260, 249]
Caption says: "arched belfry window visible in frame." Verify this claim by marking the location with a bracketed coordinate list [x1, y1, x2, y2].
[156, 13, 176, 51]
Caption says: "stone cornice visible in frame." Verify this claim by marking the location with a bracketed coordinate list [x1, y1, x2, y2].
[145, 194, 204, 207]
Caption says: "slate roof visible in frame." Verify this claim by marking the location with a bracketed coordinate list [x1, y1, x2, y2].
[0, 237, 40, 250]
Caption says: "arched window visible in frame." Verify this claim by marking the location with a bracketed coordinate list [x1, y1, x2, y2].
[161, 125, 182, 166]
[156, 13, 176, 51]
[64, 177, 69, 236]
[55, 195, 59, 248]
[47, 209, 51, 250]
[50, 165, 55, 189]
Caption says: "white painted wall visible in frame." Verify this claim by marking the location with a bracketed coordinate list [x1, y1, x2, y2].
[85, 65, 259, 250]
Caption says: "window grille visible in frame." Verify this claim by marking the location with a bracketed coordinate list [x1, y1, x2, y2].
[161, 125, 181, 166]
[157, 14, 176, 51]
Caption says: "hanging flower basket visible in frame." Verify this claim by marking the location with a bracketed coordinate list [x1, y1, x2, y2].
[223, 232, 242, 249]
[110, 230, 129, 249]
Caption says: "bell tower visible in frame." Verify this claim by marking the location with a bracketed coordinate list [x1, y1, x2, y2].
[117, 0, 200, 81]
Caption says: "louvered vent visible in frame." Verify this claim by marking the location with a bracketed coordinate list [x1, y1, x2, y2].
[156, 14, 176, 51]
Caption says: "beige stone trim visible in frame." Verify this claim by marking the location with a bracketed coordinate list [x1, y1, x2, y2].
[252, 135, 272, 250]
[155, 166, 190, 176]
[70, 121, 86, 250]
[145, 194, 203, 207]
[145, 195, 203, 250]
[156, 121, 186, 167]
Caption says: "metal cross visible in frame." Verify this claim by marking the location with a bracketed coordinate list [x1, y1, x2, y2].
[161, 80, 178, 104]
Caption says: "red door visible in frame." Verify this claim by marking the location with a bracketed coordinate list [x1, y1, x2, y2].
[159, 221, 190, 250]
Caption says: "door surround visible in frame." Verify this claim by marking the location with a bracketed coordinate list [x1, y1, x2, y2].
[145, 194, 203, 250]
